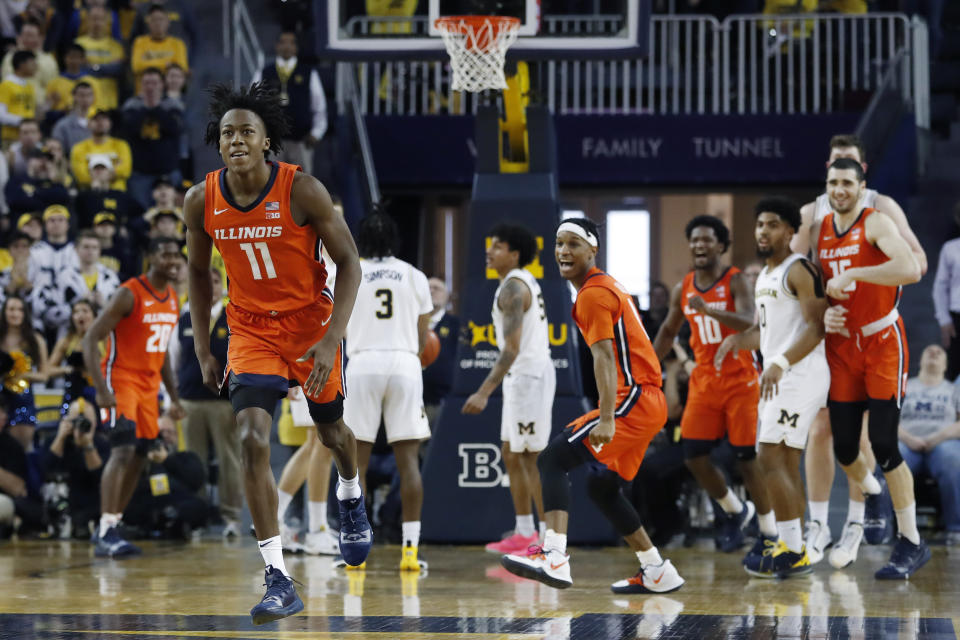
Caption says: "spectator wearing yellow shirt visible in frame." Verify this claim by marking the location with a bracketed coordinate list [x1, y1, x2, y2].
[0, 52, 40, 146]
[0, 21, 58, 100]
[69, 110, 131, 190]
[75, 7, 125, 111]
[45, 43, 104, 115]
[130, 5, 188, 91]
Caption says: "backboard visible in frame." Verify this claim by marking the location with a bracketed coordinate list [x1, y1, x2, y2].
[317, 0, 649, 60]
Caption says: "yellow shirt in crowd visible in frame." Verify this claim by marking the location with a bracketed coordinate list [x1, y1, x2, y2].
[70, 136, 133, 189]
[0, 76, 37, 143]
[0, 49, 59, 97]
[45, 74, 105, 112]
[75, 35, 125, 109]
[130, 34, 188, 89]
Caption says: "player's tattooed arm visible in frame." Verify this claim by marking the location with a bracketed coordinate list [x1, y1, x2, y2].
[462, 278, 530, 415]
[826, 211, 922, 299]
[81, 287, 134, 407]
[700, 271, 754, 331]
[874, 194, 927, 275]
[651, 281, 686, 361]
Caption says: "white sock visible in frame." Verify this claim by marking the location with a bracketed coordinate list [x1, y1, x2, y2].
[277, 490, 294, 523]
[337, 472, 361, 500]
[847, 499, 865, 524]
[635, 547, 663, 567]
[308, 501, 327, 534]
[894, 503, 921, 545]
[98, 512, 120, 538]
[258, 535, 289, 576]
[539, 520, 547, 539]
[402, 520, 421, 548]
[857, 470, 881, 496]
[777, 518, 803, 553]
[543, 529, 567, 554]
[516, 514, 535, 537]
[717, 488, 744, 515]
[809, 500, 829, 525]
[757, 510, 777, 537]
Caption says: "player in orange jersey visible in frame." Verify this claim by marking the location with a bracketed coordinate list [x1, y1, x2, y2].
[183, 83, 368, 625]
[82, 236, 186, 558]
[501, 218, 684, 595]
[812, 158, 928, 579]
[652, 216, 773, 555]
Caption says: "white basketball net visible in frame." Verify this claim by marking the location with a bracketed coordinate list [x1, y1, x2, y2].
[436, 17, 520, 93]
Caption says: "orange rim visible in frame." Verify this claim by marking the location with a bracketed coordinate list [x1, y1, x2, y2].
[434, 15, 521, 34]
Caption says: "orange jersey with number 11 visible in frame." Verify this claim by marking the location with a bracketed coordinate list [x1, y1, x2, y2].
[204, 161, 329, 315]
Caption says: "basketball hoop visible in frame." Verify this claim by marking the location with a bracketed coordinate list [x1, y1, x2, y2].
[435, 15, 521, 93]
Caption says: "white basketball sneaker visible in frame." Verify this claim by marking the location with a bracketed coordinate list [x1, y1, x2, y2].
[828, 521, 864, 569]
[280, 522, 302, 553]
[302, 528, 340, 555]
[611, 560, 685, 594]
[501, 545, 573, 589]
[804, 519, 832, 564]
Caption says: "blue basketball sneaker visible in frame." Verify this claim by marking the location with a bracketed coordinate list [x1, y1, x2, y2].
[250, 565, 304, 625]
[863, 474, 894, 545]
[94, 525, 141, 558]
[717, 500, 756, 552]
[875, 535, 931, 580]
[337, 495, 373, 567]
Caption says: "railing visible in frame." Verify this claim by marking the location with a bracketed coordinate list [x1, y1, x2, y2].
[337, 65, 382, 207]
[855, 50, 911, 166]
[222, 0, 264, 87]
[344, 13, 929, 128]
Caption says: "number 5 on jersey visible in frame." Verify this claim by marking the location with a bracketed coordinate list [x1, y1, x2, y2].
[240, 242, 277, 280]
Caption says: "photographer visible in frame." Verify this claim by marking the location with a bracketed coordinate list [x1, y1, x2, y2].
[123, 418, 207, 540]
[40, 399, 108, 538]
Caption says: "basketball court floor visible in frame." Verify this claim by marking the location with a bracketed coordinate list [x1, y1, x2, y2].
[1, 539, 958, 639]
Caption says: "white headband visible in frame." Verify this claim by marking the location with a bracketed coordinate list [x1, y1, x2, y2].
[557, 221, 598, 247]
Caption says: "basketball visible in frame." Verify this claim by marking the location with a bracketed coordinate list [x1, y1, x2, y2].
[421, 330, 441, 367]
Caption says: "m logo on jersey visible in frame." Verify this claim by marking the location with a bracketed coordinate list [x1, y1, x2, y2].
[458, 443, 506, 488]
[778, 410, 800, 428]
[518, 422, 535, 435]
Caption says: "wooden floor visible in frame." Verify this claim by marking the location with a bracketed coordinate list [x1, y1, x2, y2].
[1, 538, 958, 639]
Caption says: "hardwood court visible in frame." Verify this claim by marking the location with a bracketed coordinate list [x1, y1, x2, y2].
[1, 540, 958, 639]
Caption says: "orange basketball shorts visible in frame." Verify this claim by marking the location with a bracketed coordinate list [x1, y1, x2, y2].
[564, 385, 667, 482]
[826, 317, 908, 403]
[101, 370, 161, 440]
[225, 299, 344, 404]
[680, 367, 759, 447]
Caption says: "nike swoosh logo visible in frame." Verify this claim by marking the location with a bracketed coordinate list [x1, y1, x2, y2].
[144, 301, 154, 307]
[550, 560, 568, 570]
[214, 208, 229, 216]
[652, 571, 666, 584]
[258, 541, 270, 548]
[321, 316, 332, 326]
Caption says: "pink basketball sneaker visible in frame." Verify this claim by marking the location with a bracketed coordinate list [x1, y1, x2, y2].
[485, 532, 539, 554]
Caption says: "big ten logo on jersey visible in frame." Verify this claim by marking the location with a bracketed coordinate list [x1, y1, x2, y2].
[484, 236, 545, 280]
[457, 443, 508, 488]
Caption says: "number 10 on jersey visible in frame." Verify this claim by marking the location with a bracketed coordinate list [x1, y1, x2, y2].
[240, 242, 277, 280]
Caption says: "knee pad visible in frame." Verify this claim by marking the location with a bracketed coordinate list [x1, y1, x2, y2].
[867, 398, 904, 472]
[537, 433, 591, 513]
[733, 445, 757, 461]
[682, 437, 716, 461]
[309, 393, 344, 426]
[586, 469, 641, 536]
[828, 400, 867, 466]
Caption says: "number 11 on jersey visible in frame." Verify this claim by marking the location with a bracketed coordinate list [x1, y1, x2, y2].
[240, 242, 277, 280]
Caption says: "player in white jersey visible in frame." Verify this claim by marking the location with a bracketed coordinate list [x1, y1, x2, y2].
[716, 197, 829, 578]
[463, 223, 556, 554]
[343, 213, 433, 572]
[791, 134, 927, 558]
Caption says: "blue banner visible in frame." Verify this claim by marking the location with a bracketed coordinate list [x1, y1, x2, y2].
[365, 113, 862, 186]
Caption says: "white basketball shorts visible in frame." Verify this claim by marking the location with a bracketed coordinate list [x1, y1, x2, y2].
[501, 360, 556, 453]
[343, 350, 430, 443]
[758, 355, 830, 450]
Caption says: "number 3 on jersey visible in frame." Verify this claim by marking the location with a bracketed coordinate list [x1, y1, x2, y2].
[240, 242, 277, 280]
